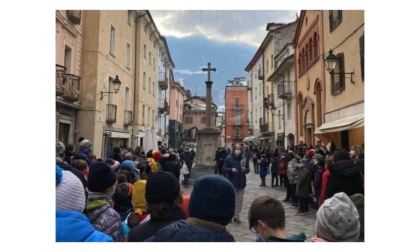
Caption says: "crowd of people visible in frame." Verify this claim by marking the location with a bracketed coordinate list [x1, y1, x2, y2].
[56, 138, 364, 242]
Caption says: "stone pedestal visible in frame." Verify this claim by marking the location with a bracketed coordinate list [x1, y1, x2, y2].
[190, 128, 220, 179]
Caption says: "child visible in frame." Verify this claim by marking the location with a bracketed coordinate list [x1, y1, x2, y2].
[258, 154, 269, 187]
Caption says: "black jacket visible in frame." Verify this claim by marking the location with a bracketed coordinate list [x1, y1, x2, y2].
[326, 160, 364, 199]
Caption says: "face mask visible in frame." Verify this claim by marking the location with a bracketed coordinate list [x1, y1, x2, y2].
[234, 150, 241, 156]
[350, 150, 356, 157]
[87, 146, 93, 154]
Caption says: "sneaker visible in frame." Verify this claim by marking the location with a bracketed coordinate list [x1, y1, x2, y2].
[233, 217, 241, 223]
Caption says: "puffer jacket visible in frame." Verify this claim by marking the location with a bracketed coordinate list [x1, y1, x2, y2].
[295, 164, 315, 198]
[325, 159, 364, 199]
[147, 218, 235, 242]
[287, 159, 304, 185]
[223, 153, 249, 189]
[85, 193, 124, 242]
[56, 210, 112, 242]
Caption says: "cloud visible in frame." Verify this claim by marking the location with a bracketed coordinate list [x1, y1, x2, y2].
[174, 69, 206, 75]
[150, 10, 298, 48]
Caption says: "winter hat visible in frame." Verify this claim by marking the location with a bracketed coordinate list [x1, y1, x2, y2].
[87, 162, 117, 192]
[132, 180, 147, 212]
[316, 192, 360, 242]
[152, 150, 162, 161]
[120, 160, 136, 171]
[145, 171, 180, 204]
[79, 139, 91, 150]
[160, 148, 167, 155]
[188, 174, 236, 225]
[113, 182, 133, 202]
[56, 166, 86, 213]
[56, 140, 65, 158]
[307, 149, 315, 158]
[105, 158, 120, 171]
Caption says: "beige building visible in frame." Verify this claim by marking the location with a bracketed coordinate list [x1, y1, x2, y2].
[315, 10, 364, 150]
[182, 96, 217, 142]
[294, 10, 325, 147]
[77, 10, 165, 158]
[56, 10, 83, 145]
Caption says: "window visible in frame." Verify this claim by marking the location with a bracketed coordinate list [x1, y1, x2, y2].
[152, 110, 155, 127]
[148, 107, 150, 126]
[298, 53, 302, 74]
[64, 45, 72, 73]
[143, 44, 146, 59]
[235, 127, 240, 139]
[278, 110, 282, 129]
[185, 117, 193, 124]
[259, 83, 262, 96]
[302, 49, 305, 70]
[126, 43, 131, 69]
[110, 25, 115, 56]
[153, 58, 155, 71]
[309, 39, 313, 62]
[143, 72, 146, 90]
[266, 60, 268, 73]
[127, 10, 132, 26]
[149, 77, 151, 94]
[153, 82, 155, 96]
[149, 51, 151, 65]
[360, 34, 364, 81]
[142, 105, 145, 125]
[234, 97, 240, 107]
[125, 87, 130, 110]
[331, 53, 346, 94]
[329, 10, 342, 32]
[287, 102, 291, 119]
[201, 117, 206, 124]
[271, 54, 274, 69]
[313, 33, 319, 58]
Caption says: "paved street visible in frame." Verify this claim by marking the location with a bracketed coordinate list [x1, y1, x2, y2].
[181, 162, 316, 242]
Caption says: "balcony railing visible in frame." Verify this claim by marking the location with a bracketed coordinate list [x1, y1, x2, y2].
[56, 64, 81, 102]
[158, 71, 168, 90]
[106, 104, 117, 123]
[264, 94, 274, 109]
[66, 10, 81, 24]
[124, 110, 133, 126]
[157, 98, 168, 113]
[278, 81, 293, 99]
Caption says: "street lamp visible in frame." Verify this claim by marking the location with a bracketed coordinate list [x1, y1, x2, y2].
[324, 49, 354, 84]
[101, 75, 122, 99]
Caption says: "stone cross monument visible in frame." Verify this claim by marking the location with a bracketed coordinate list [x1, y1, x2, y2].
[191, 62, 221, 180]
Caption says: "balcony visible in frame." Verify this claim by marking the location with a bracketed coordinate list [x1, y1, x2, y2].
[124, 110, 133, 126]
[278, 81, 293, 99]
[106, 104, 117, 123]
[258, 68, 264, 80]
[264, 94, 274, 109]
[157, 98, 169, 114]
[158, 71, 168, 90]
[232, 116, 242, 126]
[56, 64, 81, 102]
[66, 10, 81, 25]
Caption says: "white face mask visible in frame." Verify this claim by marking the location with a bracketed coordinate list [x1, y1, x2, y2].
[350, 150, 356, 157]
[234, 150, 241, 156]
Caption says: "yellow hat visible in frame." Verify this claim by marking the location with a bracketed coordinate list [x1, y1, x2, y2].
[132, 180, 147, 213]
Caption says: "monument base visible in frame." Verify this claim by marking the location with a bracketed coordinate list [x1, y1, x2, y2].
[190, 128, 221, 180]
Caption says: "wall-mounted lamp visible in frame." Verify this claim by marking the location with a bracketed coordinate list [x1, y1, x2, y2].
[101, 75, 122, 99]
[324, 49, 354, 84]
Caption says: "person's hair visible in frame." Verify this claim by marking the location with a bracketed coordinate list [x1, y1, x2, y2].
[78, 137, 85, 143]
[117, 170, 136, 184]
[88, 153, 97, 160]
[351, 145, 363, 155]
[332, 148, 350, 162]
[147, 195, 182, 219]
[71, 159, 88, 172]
[116, 172, 128, 184]
[65, 143, 74, 153]
[248, 196, 285, 230]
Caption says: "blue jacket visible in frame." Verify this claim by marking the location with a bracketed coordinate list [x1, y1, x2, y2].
[223, 153, 250, 189]
[147, 219, 235, 242]
[56, 210, 112, 242]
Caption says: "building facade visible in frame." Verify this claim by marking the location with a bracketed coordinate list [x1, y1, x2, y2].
[224, 77, 249, 148]
[315, 10, 364, 150]
[168, 80, 186, 149]
[56, 10, 83, 145]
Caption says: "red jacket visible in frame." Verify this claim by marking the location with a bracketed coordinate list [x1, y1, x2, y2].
[319, 169, 330, 205]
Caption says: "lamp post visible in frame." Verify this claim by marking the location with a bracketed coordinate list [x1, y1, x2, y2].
[324, 50, 354, 84]
[101, 75, 122, 99]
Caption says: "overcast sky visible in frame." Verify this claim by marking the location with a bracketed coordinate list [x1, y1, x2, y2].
[150, 10, 298, 48]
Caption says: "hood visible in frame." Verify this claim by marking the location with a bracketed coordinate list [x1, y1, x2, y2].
[330, 160, 360, 177]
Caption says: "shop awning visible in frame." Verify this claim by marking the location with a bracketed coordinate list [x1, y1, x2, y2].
[314, 114, 364, 134]
[109, 132, 130, 138]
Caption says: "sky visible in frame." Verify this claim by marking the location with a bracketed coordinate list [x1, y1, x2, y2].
[1, 1, 419, 251]
[150, 10, 298, 108]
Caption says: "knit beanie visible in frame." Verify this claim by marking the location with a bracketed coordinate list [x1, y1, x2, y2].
[188, 174, 236, 225]
[56, 140, 65, 158]
[87, 162, 117, 192]
[316, 192, 360, 241]
[145, 171, 180, 204]
[56, 166, 86, 213]
[120, 160, 136, 171]
[132, 180, 147, 212]
[152, 150, 162, 161]
[105, 158, 120, 171]
[79, 139, 91, 150]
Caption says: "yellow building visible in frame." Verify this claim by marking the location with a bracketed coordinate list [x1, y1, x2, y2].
[78, 10, 163, 158]
[315, 10, 364, 150]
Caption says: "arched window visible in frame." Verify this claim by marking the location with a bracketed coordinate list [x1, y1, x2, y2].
[305, 44, 309, 69]
[302, 49, 305, 70]
[314, 33, 318, 58]
[309, 38, 313, 62]
[298, 53, 302, 74]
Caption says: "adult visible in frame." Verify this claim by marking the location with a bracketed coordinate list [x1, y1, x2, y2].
[179, 146, 195, 188]
[223, 143, 250, 223]
[75, 139, 94, 166]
